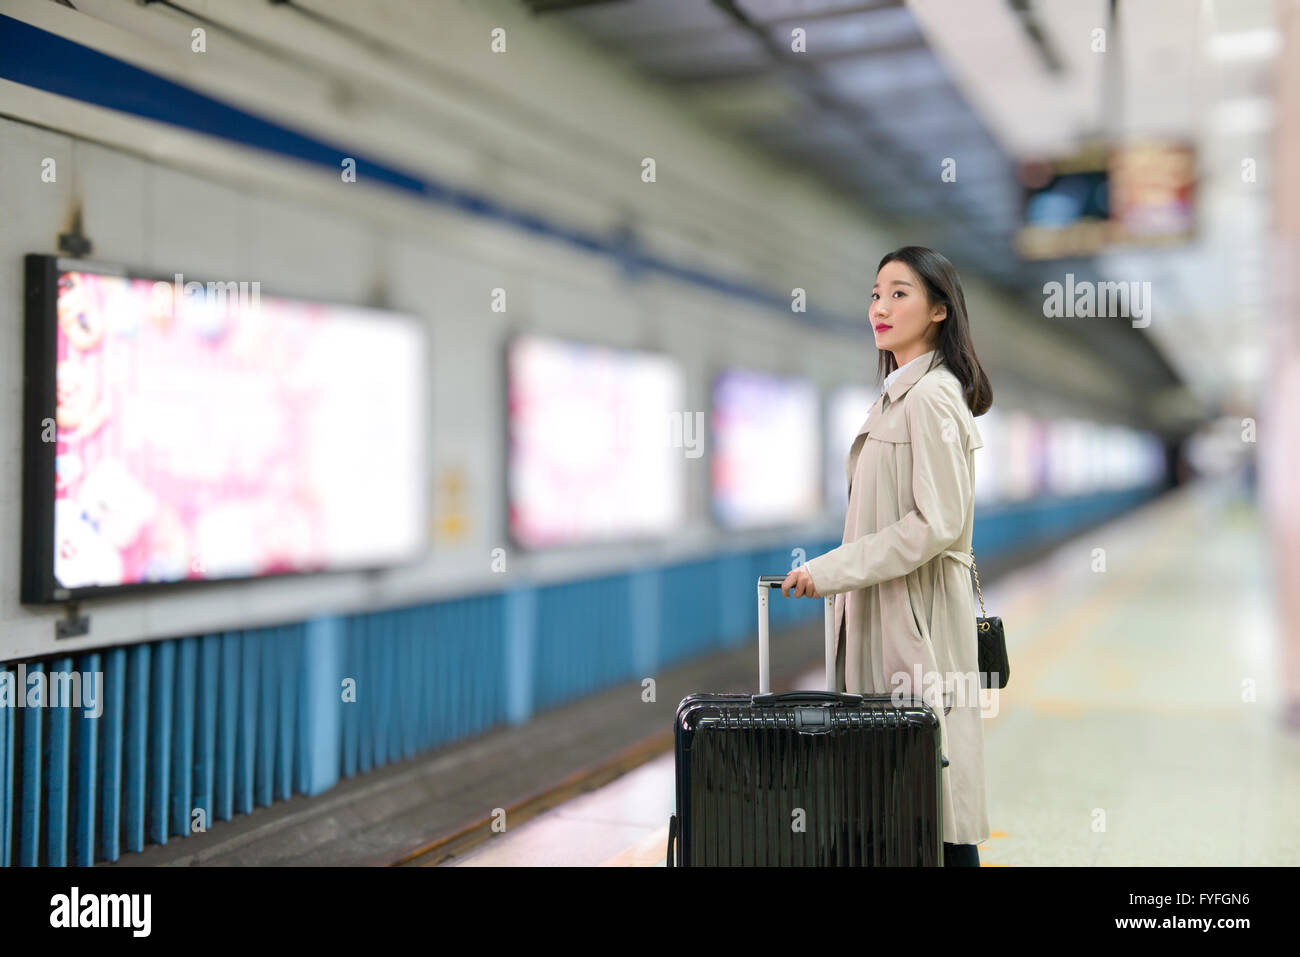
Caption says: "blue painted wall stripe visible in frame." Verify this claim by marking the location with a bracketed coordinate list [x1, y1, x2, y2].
[0, 15, 424, 194]
[0, 14, 856, 333]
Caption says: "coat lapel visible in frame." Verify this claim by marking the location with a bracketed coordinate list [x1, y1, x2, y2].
[884, 350, 941, 405]
[852, 393, 884, 443]
[852, 351, 941, 442]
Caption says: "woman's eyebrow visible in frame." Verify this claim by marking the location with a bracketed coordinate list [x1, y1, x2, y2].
[872, 280, 915, 289]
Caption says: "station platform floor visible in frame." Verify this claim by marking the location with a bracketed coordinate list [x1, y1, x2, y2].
[440, 478, 1300, 866]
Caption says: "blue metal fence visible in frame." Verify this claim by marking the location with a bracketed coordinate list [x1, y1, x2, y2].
[0, 485, 1161, 866]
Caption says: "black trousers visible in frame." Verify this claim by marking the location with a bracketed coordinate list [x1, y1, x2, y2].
[943, 842, 980, 867]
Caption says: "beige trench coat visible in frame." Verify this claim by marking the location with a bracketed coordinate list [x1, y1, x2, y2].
[803, 350, 990, 846]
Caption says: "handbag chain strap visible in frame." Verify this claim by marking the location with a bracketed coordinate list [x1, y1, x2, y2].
[970, 546, 988, 620]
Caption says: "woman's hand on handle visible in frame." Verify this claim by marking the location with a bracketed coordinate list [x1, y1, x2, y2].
[780, 566, 820, 599]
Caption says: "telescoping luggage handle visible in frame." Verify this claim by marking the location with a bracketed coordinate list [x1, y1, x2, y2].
[752, 574, 951, 771]
[756, 574, 837, 696]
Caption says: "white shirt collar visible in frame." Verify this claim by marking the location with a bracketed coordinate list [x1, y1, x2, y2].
[881, 350, 935, 396]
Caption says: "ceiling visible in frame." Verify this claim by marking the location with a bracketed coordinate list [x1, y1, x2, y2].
[521, 0, 1281, 430]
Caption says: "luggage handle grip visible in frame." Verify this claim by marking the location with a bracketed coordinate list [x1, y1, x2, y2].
[751, 691, 862, 706]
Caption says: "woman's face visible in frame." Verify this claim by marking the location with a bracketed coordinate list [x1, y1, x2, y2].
[870, 260, 945, 363]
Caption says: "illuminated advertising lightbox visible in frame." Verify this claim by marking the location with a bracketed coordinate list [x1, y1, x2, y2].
[506, 335, 687, 548]
[826, 384, 876, 516]
[21, 256, 427, 603]
[972, 406, 1003, 506]
[712, 369, 821, 529]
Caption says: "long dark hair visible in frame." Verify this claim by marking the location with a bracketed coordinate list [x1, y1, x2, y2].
[875, 245, 992, 416]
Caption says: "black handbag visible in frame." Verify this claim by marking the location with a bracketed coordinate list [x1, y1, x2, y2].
[970, 547, 1009, 689]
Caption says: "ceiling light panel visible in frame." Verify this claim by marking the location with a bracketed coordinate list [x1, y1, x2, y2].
[1027, 0, 1107, 137]
[1206, 0, 1276, 35]
[1117, 0, 1200, 137]
[907, 0, 1075, 157]
[1207, 27, 1281, 62]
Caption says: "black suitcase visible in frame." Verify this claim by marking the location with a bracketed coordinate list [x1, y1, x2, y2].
[666, 574, 945, 866]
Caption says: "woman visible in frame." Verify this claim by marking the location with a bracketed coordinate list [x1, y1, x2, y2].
[781, 245, 993, 868]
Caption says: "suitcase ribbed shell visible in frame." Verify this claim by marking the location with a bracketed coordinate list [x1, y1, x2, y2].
[670, 692, 943, 866]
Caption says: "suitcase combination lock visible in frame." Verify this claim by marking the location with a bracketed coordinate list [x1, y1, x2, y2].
[793, 707, 834, 733]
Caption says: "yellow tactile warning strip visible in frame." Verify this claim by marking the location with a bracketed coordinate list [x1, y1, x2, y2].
[602, 824, 672, 867]
[978, 830, 1011, 867]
